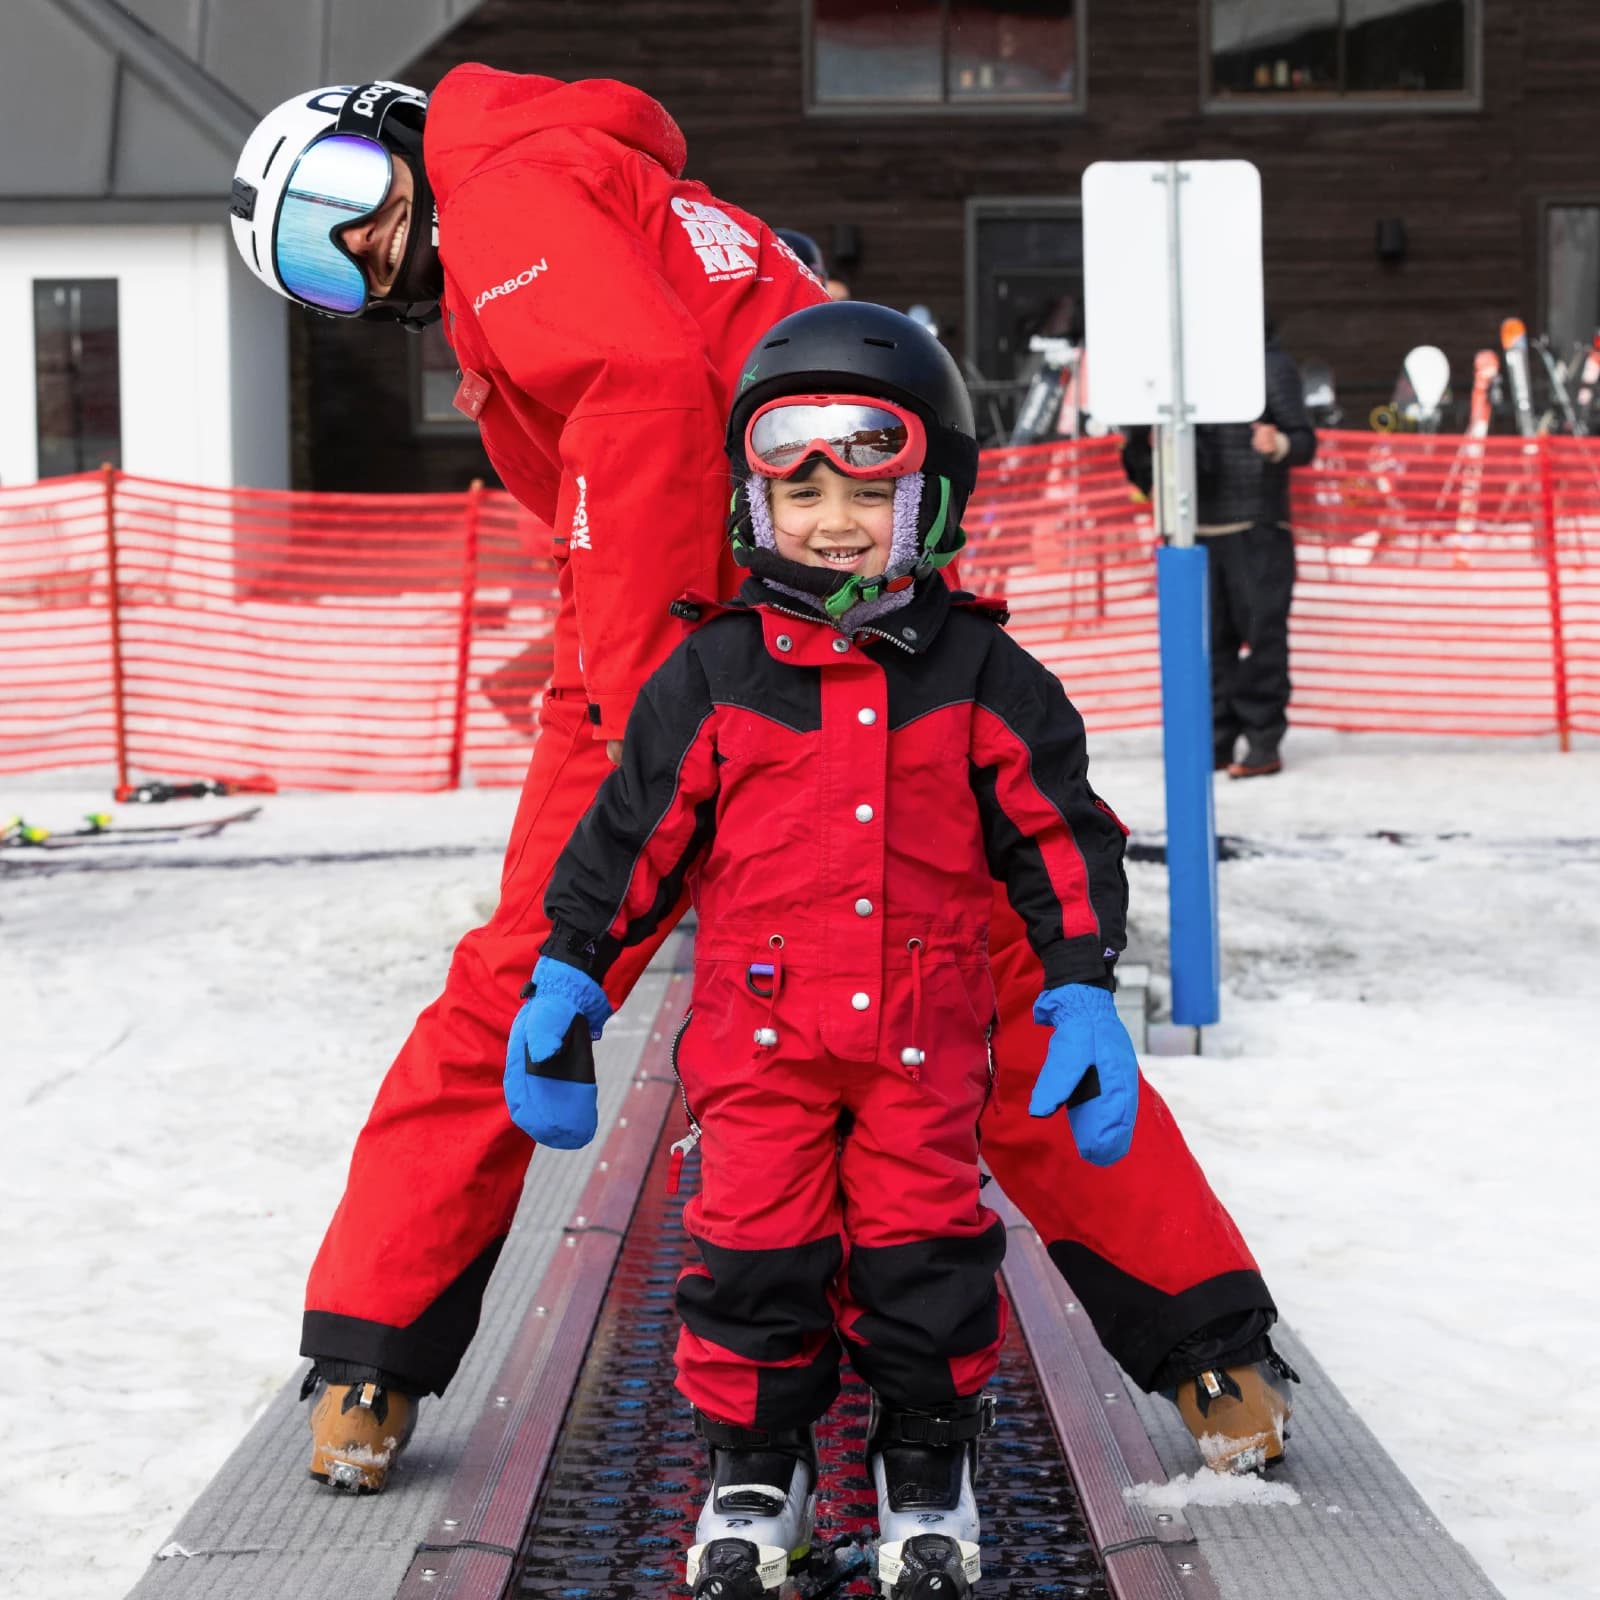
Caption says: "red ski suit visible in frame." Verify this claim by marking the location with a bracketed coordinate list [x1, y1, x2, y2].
[540, 577, 1129, 1425]
[302, 66, 1273, 1398]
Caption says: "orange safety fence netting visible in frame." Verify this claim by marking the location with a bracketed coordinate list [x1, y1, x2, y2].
[1288, 431, 1597, 738]
[962, 439, 1161, 731]
[1, 436, 1594, 793]
[0, 469, 554, 791]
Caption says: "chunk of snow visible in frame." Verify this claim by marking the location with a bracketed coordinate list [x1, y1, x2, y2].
[1126, 1471, 1302, 1510]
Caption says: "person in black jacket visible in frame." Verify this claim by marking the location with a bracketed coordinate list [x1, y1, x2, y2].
[1123, 328, 1317, 776]
[500, 303, 1143, 1597]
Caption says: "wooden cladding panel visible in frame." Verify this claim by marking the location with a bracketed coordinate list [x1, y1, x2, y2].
[298, 0, 1600, 488]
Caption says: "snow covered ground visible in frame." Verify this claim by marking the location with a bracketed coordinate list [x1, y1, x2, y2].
[3, 729, 1597, 1600]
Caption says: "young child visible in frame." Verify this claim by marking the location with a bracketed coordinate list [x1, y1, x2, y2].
[502, 301, 1137, 1600]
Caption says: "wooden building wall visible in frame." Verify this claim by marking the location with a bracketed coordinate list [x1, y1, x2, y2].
[298, 0, 1600, 490]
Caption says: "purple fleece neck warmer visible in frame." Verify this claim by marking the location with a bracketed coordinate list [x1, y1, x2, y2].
[746, 472, 923, 634]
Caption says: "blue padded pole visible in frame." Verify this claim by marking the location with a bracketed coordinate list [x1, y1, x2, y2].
[1157, 541, 1220, 1026]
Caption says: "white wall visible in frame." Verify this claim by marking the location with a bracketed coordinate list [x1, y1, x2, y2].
[0, 222, 287, 489]
[225, 235, 289, 491]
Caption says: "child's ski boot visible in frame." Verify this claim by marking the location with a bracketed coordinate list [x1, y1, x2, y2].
[868, 1392, 993, 1599]
[686, 1412, 817, 1597]
[1173, 1351, 1299, 1474]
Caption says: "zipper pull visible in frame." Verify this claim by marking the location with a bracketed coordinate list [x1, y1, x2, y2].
[667, 1127, 702, 1195]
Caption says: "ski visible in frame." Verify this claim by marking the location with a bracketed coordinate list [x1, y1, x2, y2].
[1007, 333, 1077, 446]
[1535, 334, 1584, 435]
[2, 806, 263, 850]
[1500, 318, 1538, 437]
[1448, 349, 1501, 543]
[114, 774, 277, 804]
[1571, 332, 1600, 434]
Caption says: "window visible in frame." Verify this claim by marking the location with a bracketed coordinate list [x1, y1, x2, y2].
[963, 199, 1082, 444]
[411, 318, 474, 432]
[810, 0, 1079, 110]
[1545, 205, 1600, 363]
[33, 280, 121, 478]
[1208, 0, 1473, 102]
[966, 200, 1082, 381]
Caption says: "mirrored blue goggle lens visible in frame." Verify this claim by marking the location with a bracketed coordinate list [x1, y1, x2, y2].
[274, 134, 392, 314]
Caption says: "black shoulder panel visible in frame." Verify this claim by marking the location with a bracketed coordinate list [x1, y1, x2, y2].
[691, 611, 823, 733]
[881, 606, 994, 731]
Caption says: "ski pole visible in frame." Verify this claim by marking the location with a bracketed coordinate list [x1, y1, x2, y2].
[113, 773, 278, 804]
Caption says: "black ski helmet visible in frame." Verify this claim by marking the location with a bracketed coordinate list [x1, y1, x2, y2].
[774, 228, 826, 278]
[726, 301, 978, 610]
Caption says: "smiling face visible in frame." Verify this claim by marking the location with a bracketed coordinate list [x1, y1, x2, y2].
[767, 460, 896, 579]
[337, 156, 415, 298]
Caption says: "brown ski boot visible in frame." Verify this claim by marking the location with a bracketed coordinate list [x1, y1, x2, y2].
[1174, 1355, 1296, 1474]
[1227, 741, 1283, 780]
[306, 1377, 419, 1493]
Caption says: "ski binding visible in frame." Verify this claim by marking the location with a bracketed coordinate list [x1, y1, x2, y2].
[878, 1532, 980, 1598]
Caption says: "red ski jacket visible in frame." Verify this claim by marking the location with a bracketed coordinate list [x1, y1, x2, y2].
[425, 65, 826, 738]
[543, 580, 1129, 1059]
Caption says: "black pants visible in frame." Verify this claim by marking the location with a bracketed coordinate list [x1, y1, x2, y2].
[1206, 523, 1296, 761]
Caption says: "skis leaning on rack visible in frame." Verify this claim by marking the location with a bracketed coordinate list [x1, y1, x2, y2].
[1500, 318, 1539, 438]
[1, 807, 263, 851]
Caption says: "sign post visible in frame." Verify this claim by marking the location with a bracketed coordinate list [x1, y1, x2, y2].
[1082, 159, 1265, 1031]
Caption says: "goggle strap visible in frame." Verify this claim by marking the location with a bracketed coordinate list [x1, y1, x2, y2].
[334, 85, 412, 137]
[729, 484, 754, 555]
[922, 476, 951, 554]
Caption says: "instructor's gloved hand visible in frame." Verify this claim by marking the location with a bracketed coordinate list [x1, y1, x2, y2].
[503, 956, 614, 1149]
[1030, 984, 1139, 1166]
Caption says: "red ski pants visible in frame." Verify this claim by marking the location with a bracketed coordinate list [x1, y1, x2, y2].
[671, 948, 1006, 1429]
[303, 691, 1269, 1395]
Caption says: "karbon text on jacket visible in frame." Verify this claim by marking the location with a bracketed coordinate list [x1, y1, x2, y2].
[424, 64, 825, 739]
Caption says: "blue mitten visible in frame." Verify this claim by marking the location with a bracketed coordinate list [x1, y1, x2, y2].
[503, 957, 613, 1149]
[1030, 984, 1139, 1166]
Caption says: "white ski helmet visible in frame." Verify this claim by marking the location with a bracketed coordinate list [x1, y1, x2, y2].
[229, 81, 442, 327]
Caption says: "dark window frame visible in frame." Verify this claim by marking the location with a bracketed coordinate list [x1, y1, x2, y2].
[804, 0, 1087, 118]
[1538, 195, 1600, 364]
[963, 194, 1082, 379]
[1200, 0, 1481, 114]
[409, 320, 477, 437]
[32, 278, 123, 479]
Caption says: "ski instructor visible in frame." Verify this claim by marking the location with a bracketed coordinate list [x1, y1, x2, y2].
[230, 64, 1293, 1493]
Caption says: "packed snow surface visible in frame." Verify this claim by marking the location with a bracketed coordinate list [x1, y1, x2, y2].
[3, 730, 1597, 1600]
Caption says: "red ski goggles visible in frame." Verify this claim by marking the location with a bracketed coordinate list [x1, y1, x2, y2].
[744, 395, 927, 480]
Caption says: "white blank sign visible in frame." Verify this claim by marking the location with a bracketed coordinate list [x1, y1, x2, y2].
[1083, 160, 1265, 426]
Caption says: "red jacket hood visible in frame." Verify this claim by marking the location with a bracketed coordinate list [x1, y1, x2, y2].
[424, 63, 688, 204]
